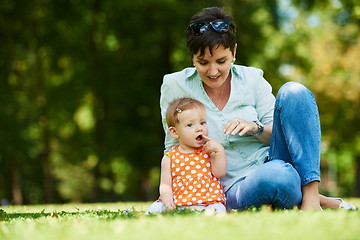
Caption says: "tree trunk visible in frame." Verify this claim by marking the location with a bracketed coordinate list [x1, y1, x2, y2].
[11, 158, 23, 205]
[353, 155, 360, 197]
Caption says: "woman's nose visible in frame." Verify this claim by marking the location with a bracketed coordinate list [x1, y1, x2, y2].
[207, 64, 218, 76]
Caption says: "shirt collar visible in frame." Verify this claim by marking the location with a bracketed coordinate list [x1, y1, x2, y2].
[184, 65, 241, 80]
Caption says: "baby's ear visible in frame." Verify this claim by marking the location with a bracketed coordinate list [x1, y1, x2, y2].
[168, 126, 179, 139]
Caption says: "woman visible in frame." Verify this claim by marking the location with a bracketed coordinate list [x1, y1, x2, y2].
[160, 7, 355, 210]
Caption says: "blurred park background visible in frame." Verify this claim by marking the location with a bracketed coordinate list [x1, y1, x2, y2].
[0, 0, 359, 205]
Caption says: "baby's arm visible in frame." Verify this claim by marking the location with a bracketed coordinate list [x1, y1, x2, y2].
[159, 154, 176, 212]
[202, 135, 227, 179]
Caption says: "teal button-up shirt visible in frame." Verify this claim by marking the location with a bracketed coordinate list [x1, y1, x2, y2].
[160, 65, 276, 191]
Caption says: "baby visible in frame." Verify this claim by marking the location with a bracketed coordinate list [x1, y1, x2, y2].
[147, 97, 227, 213]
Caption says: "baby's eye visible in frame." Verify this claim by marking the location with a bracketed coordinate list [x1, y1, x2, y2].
[200, 121, 207, 125]
[187, 123, 194, 127]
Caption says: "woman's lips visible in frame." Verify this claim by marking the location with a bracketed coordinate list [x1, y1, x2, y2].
[208, 76, 220, 81]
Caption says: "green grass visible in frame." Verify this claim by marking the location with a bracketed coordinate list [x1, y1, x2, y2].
[1, 199, 359, 240]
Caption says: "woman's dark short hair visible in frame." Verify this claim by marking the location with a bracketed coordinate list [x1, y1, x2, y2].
[185, 7, 237, 58]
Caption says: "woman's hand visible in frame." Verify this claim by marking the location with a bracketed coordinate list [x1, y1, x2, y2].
[223, 118, 258, 136]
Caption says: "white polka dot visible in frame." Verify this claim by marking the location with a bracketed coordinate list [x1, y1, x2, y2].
[200, 160, 205, 164]
[194, 157, 199, 160]
[172, 172, 175, 176]
[192, 189, 197, 192]
[184, 190, 188, 194]
[211, 183, 215, 186]
[198, 200, 203, 204]
[214, 190, 219, 193]
[201, 188, 206, 192]
[173, 183, 177, 187]
[171, 163, 175, 168]
[191, 170, 196, 174]
[180, 162, 185, 167]
[190, 161, 195, 165]
[178, 195, 182, 199]
[204, 154, 208, 158]
[175, 168, 180, 172]
[178, 182, 182, 186]
[197, 173, 203, 177]
[187, 202, 192, 205]
[197, 184, 201, 188]
[206, 163, 210, 167]
[181, 171, 185, 175]
[189, 186, 193, 190]
[182, 199, 187, 202]
[202, 168, 207, 172]
[185, 157, 189, 161]
[186, 175, 191, 179]
[196, 165, 201, 169]
[175, 159, 179, 163]
[192, 197, 197, 201]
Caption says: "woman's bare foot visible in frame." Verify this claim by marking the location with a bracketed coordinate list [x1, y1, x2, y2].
[319, 194, 341, 209]
[301, 181, 322, 210]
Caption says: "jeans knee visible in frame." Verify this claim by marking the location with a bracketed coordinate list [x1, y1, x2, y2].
[276, 82, 317, 114]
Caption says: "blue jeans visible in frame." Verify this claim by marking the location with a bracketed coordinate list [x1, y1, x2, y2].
[226, 82, 321, 210]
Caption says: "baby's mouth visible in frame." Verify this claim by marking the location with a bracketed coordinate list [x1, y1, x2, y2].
[196, 135, 203, 142]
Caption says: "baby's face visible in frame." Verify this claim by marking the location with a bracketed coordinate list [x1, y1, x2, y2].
[175, 107, 208, 151]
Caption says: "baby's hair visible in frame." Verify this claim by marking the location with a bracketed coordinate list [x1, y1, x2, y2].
[166, 97, 205, 127]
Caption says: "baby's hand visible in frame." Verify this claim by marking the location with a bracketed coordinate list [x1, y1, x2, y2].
[202, 135, 224, 155]
[164, 201, 176, 212]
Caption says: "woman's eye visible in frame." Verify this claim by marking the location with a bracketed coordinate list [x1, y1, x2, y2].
[218, 60, 226, 64]
[187, 123, 193, 127]
[201, 121, 206, 125]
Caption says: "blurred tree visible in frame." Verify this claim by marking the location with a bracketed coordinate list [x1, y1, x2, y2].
[1, 0, 358, 204]
[277, 0, 360, 196]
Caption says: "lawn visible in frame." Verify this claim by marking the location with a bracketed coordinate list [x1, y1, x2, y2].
[1, 199, 359, 240]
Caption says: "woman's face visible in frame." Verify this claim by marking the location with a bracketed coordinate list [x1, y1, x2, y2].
[193, 45, 236, 89]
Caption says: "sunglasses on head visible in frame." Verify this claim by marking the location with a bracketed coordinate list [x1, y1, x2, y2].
[189, 19, 230, 36]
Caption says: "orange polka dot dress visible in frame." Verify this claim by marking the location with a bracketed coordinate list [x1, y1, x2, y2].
[167, 145, 226, 207]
